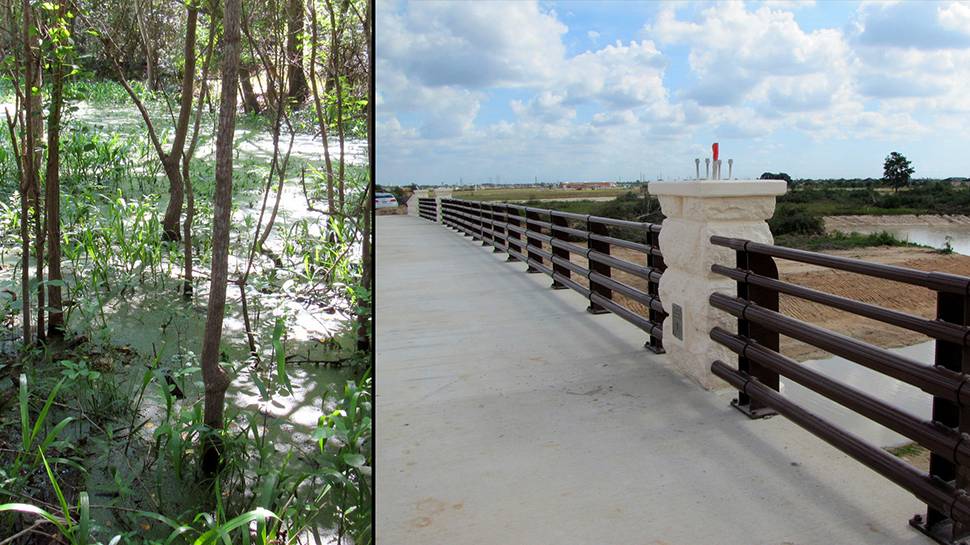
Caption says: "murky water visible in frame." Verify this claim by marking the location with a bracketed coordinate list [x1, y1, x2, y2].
[837, 224, 970, 256]
[779, 340, 934, 447]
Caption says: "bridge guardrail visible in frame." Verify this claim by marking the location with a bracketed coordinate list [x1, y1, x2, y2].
[708, 235, 970, 543]
[418, 198, 437, 221]
[440, 198, 665, 352]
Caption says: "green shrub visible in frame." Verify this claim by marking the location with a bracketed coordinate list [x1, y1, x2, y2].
[768, 205, 824, 236]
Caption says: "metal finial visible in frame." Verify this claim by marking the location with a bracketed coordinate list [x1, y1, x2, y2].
[728, 159, 733, 180]
[705, 158, 710, 179]
[695, 158, 700, 180]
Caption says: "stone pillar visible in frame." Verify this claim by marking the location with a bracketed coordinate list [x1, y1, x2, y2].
[407, 190, 430, 217]
[650, 180, 787, 389]
[435, 189, 453, 223]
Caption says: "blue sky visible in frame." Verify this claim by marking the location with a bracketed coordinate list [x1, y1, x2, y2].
[378, 1, 970, 185]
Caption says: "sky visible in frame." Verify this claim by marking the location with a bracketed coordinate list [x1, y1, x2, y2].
[377, 0, 970, 185]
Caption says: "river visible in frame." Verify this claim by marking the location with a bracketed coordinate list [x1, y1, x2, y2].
[836, 223, 970, 256]
[781, 341, 934, 447]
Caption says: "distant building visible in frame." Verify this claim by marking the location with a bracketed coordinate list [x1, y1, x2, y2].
[559, 181, 617, 190]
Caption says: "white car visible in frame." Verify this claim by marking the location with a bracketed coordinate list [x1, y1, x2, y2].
[375, 192, 399, 209]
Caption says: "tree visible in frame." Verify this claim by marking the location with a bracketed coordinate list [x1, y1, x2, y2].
[89, 2, 199, 241]
[199, 0, 241, 475]
[759, 172, 792, 183]
[883, 151, 915, 192]
[286, 0, 308, 101]
[45, 0, 70, 337]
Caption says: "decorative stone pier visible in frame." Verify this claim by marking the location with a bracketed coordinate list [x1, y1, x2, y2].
[651, 180, 787, 389]
[434, 189, 452, 223]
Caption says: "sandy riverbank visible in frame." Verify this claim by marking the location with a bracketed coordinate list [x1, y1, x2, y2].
[774, 246, 970, 360]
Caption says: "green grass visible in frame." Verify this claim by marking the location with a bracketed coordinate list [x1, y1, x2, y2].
[887, 442, 927, 458]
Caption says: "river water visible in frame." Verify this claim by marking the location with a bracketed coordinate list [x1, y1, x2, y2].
[837, 223, 970, 256]
[780, 341, 934, 447]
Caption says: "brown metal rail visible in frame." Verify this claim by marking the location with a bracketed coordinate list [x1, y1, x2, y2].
[440, 198, 665, 352]
[417, 198, 437, 221]
[709, 234, 970, 544]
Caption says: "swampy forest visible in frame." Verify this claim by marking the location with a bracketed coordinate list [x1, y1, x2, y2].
[0, 0, 372, 543]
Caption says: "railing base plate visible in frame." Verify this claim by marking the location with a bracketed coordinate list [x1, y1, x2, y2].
[493, 248, 503, 253]
[551, 282, 568, 290]
[526, 267, 541, 274]
[730, 398, 777, 419]
[644, 342, 665, 354]
[506, 256, 517, 262]
[586, 305, 610, 315]
[910, 513, 970, 545]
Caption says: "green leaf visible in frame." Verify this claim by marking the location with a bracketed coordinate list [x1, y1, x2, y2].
[78, 492, 90, 545]
[28, 378, 65, 452]
[193, 508, 278, 545]
[0, 503, 69, 536]
[342, 453, 366, 468]
[40, 450, 71, 528]
[18, 374, 28, 452]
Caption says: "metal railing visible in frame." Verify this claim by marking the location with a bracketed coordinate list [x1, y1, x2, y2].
[418, 198, 437, 221]
[709, 235, 970, 544]
[440, 198, 665, 352]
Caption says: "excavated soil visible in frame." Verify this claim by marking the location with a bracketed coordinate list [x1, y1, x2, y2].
[825, 214, 970, 230]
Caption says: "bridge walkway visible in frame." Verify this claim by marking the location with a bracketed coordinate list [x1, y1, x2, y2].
[376, 214, 923, 545]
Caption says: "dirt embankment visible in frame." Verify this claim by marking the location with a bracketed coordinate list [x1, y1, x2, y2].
[773, 247, 970, 360]
[825, 214, 970, 231]
[559, 243, 970, 362]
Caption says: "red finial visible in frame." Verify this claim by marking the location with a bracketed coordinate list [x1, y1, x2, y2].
[712, 142, 719, 162]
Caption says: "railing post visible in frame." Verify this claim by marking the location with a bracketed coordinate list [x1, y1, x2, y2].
[491, 203, 504, 253]
[651, 180, 787, 389]
[434, 189, 452, 224]
[480, 202, 491, 246]
[525, 208, 542, 273]
[506, 205, 520, 262]
[473, 201, 483, 241]
[912, 289, 970, 543]
[441, 199, 455, 229]
[731, 245, 780, 419]
[646, 226, 666, 354]
[550, 213, 569, 289]
[586, 217, 611, 314]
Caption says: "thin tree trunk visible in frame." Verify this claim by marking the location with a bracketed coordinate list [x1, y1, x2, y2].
[357, 0, 372, 352]
[46, 0, 66, 338]
[182, 26, 217, 299]
[6, 111, 28, 345]
[200, 0, 241, 476]
[239, 64, 260, 113]
[2, 0, 14, 54]
[24, 0, 43, 342]
[309, 0, 335, 214]
[160, 5, 199, 241]
[326, 0, 346, 210]
[135, 0, 157, 91]
[286, 0, 307, 101]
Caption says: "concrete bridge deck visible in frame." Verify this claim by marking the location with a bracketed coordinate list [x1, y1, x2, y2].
[376, 214, 925, 545]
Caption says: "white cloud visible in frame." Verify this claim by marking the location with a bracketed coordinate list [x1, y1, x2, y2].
[377, 0, 567, 88]
[377, 0, 970, 184]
